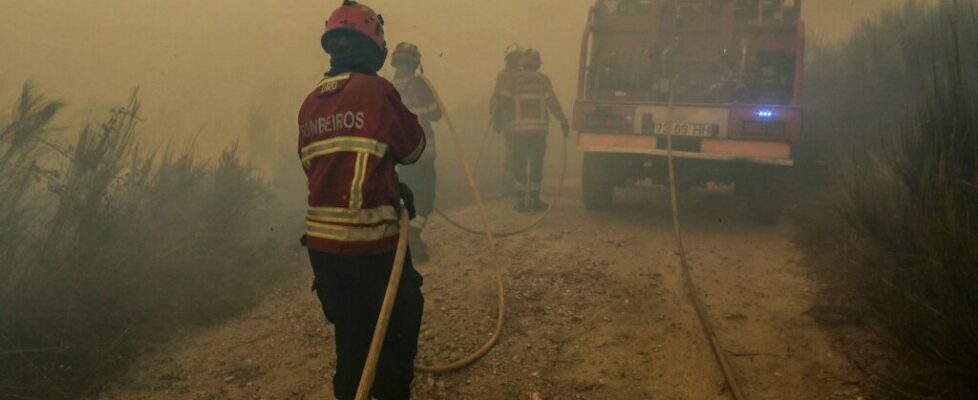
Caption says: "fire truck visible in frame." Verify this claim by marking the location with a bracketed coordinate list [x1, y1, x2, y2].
[573, 0, 805, 222]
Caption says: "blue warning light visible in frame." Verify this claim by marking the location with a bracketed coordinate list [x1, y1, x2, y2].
[756, 109, 775, 119]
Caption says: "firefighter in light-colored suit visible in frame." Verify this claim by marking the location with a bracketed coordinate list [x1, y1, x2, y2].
[390, 42, 442, 262]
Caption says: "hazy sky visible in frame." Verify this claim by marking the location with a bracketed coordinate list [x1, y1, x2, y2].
[0, 0, 901, 150]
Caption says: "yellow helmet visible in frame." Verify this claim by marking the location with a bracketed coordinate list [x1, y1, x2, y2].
[504, 43, 524, 62]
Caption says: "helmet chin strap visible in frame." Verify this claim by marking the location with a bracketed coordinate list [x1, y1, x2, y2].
[376, 48, 389, 72]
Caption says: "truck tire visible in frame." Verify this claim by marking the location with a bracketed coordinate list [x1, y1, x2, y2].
[582, 152, 614, 211]
[741, 167, 787, 224]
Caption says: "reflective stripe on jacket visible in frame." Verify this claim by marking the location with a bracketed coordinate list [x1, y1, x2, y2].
[297, 73, 426, 256]
[511, 71, 566, 135]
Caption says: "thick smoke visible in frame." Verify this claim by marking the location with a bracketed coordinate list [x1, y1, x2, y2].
[0, 0, 896, 153]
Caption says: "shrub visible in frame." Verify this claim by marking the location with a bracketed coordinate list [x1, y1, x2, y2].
[802, 1, 978, 397]
[0, 85, 294, 399]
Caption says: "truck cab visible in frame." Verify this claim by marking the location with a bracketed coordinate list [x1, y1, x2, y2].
[573, 0, 805, 221]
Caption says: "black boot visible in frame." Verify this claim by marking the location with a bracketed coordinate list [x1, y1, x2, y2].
[528, 190, 549, 212]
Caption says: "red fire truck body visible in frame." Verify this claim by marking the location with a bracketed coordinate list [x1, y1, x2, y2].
[573, 0, 805, 221]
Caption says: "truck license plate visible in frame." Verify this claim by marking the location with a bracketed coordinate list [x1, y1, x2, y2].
[654, 122, 714, 137]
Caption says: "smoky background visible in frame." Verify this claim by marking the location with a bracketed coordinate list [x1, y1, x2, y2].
[0, 0, 941, 398]
[0, 0, 896, 168]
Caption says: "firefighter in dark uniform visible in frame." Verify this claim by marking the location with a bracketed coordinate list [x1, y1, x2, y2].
[490, 44, 524, 195]
[508, 49, 569, 212]
[298, 2, 426, 399]
[390, 42, 442, 263]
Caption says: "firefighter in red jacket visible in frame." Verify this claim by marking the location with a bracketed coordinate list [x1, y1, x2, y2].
[298, 2, 426, 399]
[390, 42, 442, 263]
[508, 49, 569, 212]
[490, 44, 524, 195]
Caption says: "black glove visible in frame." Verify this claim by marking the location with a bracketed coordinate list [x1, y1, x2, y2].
[493, 108, 514, 134]
[399, 182, 417, 220]
[560, 118, 571, 138]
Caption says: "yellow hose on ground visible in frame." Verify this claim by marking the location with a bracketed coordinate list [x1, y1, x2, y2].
[356, 87, 508, 394]
[413, 75, 505, 373]
[663, 83, 747, 400]
[431, 89, 569, 238]
[433, 130, 567, 238]
[362, 71, 589, 396]
[358, 74, 746, 399]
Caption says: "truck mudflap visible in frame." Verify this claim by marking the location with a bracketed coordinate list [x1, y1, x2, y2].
[578, 132, 794, 166]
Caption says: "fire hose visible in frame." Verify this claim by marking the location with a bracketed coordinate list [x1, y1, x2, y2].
[433, 98, 569, 238]
[354, 208, 411, 400]
[433, 130, 568, 238]
[355, 82, 748, 399]
[356, 76, 507, 399]
[663, 87, 747, 400]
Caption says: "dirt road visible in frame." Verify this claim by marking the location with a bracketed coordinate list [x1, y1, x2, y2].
[98, 186, 869, 400]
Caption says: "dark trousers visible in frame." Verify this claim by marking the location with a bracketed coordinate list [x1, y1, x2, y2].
[502, 131, 515, 194]
[509, 133, 548, 192]
[397, 158, 436, 219]
[309, 250, 424, 400]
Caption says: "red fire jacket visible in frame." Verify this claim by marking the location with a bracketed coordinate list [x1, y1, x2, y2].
[297, 73, 426, 256]
[509, 71, 566, 135]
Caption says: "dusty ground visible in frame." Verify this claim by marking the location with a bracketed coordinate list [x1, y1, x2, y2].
[98, 186, 871, 400]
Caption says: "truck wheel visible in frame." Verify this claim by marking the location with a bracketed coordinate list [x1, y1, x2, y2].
[742, 168, 786, 224]
[582, 152, 614, 211]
